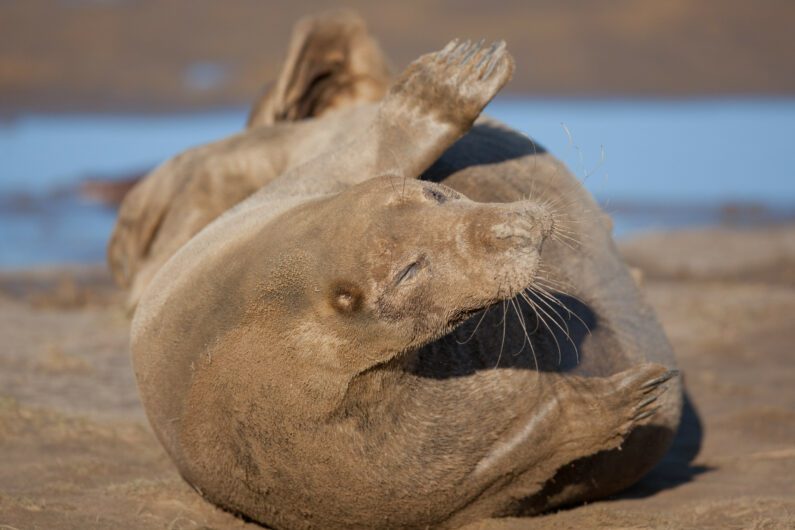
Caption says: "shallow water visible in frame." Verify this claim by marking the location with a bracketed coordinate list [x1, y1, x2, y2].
[1, 99, 794, 267]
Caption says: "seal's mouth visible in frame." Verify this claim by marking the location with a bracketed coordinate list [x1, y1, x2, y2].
[430, 267, 563, 349]
[447, 301, 499, 330]
[431, 288, 524, 346]
[418, 215, 557, 349]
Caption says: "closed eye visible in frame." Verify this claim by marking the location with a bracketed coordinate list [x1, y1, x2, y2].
[394, 256, 427, 286]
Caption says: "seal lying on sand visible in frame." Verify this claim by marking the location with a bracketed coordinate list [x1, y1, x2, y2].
[128, 30, 682, 529]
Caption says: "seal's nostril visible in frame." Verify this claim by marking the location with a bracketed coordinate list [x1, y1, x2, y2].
[530, 208, 555, 240]
[542, 214, 555, 239]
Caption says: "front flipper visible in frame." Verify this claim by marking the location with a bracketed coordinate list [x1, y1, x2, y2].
[572, 363, 679, 449]
[455, 364, 679, 523]
[374, 39, 515, 176]
[266, 39, 514, 197]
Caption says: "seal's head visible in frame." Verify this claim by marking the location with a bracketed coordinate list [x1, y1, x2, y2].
[240, 176, 555, 375]
[132, 175, 556, 477]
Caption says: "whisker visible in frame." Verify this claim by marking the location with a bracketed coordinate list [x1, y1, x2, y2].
[518, 290, 563, 365]
[529, 285, 591, 333]
[549, 222, 582, 241]
[528, 288, 572, 340]
[551, 233, 580, 252]
[583, 144, 606, 181]
[530, 284, 592, 336]
[495, 300, 508, 369]
[509, 296, 539, 370]
[508, 298, 527, 355]
[532, 277, 592, 318]
[456, 305, 491, 345]
[495, 301, 508, 327]
[523, 288, 581, 365]
[551, 229, 581, 244]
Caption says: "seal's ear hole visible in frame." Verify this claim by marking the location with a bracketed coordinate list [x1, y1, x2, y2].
[330, 281, 363, 313]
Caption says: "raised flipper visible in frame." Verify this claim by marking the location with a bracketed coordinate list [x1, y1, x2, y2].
[247, 10, 392, 129]
[110, 41, 513, 309]
[263, 39, 515, 197]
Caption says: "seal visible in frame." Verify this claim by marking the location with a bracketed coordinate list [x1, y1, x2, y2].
[129, 38, 682, 529]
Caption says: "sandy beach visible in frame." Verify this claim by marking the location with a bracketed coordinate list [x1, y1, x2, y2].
[1, 224, 793, 529]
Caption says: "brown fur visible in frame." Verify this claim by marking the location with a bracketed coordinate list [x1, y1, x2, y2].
[125, 30, 681, 530]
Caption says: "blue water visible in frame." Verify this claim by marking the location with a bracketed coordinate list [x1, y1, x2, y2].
[1, 99, 794, 267]
[491, 99, 795, 204]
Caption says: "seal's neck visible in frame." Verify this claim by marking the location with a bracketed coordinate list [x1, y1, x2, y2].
[325, 351, 417, 421]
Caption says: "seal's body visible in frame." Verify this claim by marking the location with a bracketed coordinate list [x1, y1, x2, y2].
[122, 19, 681, 530]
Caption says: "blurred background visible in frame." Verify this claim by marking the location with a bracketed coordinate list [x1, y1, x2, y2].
[1, 0, 794, 267]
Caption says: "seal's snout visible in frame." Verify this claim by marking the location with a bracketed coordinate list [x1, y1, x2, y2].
[489, 202, 555, 250]
[522, 203, 556, 245]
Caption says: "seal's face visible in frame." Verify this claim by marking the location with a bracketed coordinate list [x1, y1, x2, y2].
[262, 177, 554, 371]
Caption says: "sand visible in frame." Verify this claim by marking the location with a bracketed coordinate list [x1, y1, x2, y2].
[1, 225, 794, 529]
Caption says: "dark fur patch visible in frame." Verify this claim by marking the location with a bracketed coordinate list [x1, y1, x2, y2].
[423, 187, 448, 204]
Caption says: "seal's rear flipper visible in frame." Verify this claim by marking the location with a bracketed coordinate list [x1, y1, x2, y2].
[247, 10, 392, 129]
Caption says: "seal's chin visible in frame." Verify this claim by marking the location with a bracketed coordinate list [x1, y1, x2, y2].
[429, 295, 511, 346]
[449, 303, 495, 329]
[414, 256, 546, 351]
[429, 277, 539, 348]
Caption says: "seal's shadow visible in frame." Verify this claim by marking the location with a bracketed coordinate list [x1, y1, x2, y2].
[412, 292, 594, 378]
[421, 123, 547, 184]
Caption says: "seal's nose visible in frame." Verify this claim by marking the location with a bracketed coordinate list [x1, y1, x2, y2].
[486, 202, 554, 249]
[515, 202, 555, 243]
